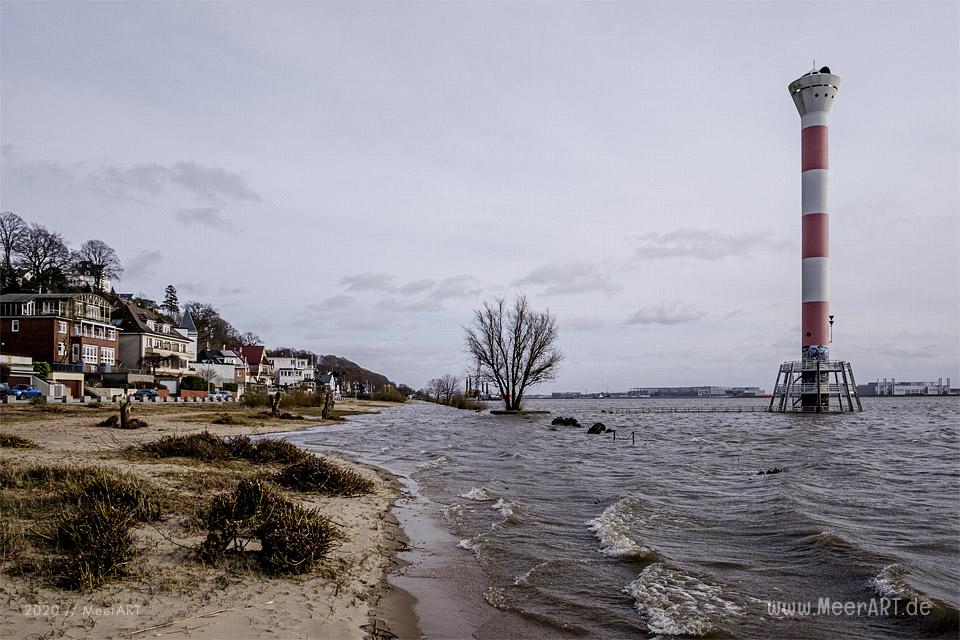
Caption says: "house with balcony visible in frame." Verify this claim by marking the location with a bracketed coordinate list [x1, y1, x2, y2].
[113, 299, 195, 375]
[0, 292, 120, 374]
[267, 355, 313, 387]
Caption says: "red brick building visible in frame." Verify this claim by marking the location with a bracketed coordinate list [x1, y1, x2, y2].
[0, 293, 120, 373]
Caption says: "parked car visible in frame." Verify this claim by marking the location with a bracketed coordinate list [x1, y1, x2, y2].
[0, 383, 10, 398]
[133, 388, 158, 399]
[11, 384, 42, 400]
[207, 390, 233, 400]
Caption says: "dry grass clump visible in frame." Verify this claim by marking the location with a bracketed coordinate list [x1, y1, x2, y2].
[135, 431, 308, 465]
[0, 463, 161, 522]
[0, 432, 38, 448]
[96, 415, 148, 429]
[211, 414, 244, 425]
[2, 463, 161, 589]
[248, 438, 308, 464]
[198, 479, 338, 575]
[274, 456, 374, 496]
[45, 501, 137, 589]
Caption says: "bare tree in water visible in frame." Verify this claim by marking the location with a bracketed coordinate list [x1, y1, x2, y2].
[464, 294, 563, 412]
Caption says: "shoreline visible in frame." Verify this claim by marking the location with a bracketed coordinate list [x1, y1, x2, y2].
[0, 399, 423, 639]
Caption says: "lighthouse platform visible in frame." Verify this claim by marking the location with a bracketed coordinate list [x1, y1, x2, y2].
[769, 360, 863, 413]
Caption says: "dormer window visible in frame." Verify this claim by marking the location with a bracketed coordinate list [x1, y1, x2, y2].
[22, 302, 34, 315]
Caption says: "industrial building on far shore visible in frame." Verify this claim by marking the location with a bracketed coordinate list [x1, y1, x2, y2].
[857, 378, 955, 396]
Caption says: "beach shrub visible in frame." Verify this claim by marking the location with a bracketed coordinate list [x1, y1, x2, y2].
[0, 433, 38, 448]
[50, 501, 137, 589]
[242, 388, 270, 408]
[273, 456, 374, 496]
[211, 414, 243, 425]
[258, 501, 337, 574]
[197, 478, 337, 574]
[179, 375, 207, 391]
[10, 465, 161, 589]
[97, 415, 147, 429]
[448, 394, 484, 411]
[135, 431, 308, 465]
[59, 469, 161, 522]
[249, 439, 308, 464]
[371, 387, 406, 403]
[551, 416, 581, 427]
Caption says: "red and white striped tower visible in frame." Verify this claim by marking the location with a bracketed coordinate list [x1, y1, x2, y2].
[789, 66, 840, 365]
[770, 67, 860, 412]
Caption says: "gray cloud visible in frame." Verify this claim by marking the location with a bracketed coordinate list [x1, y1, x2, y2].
[633, 229, 781, 261]
[341, 272, 395, 292]
[881, 344, 938, 359]
[627, 303, 706, 326]
[513, 262, 621, 296]
[123, 250, 163, 281]
[562, 316, 606, 332]
[340, 274, 482, 312]
[321, 295, 357, 307]
[377, 297, 443, 313]
[102, 161, 259, 204]
[2, 147, 260, 206]
[399, 279, 436, 294]
[174, 207, 240, 232]
[430, 276, 483, 300]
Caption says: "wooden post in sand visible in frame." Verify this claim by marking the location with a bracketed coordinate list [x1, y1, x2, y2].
[119, 395, 132, 429]
[321, 390, 334, 420]
[270, 391, 282, 417]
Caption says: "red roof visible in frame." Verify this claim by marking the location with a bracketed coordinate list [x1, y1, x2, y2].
[235, 345, 268, 365]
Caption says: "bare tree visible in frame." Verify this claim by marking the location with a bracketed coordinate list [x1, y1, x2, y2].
[0, 212, 27, 274]
[440, 374, 460, 405]
[74, 239, 123, 291]
[237, 331, 262, 346]
[427, 377, 445, 404]
[15, 223, 71, 288]
[465, 294, 563, 412]
[195, 364, 222, 392]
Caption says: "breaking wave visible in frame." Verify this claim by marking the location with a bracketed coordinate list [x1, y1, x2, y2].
[623, 563, 743, 636]
[460, 487, 496, 501]
[586, 497, 655, 559]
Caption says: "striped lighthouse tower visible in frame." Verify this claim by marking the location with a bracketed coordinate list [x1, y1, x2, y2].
[790, 66, 838, 363]
[770, 66, 861, 412]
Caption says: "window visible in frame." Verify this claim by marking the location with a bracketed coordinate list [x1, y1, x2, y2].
[107, 328, 116, 341]
[22, 302, 34, 315]
[57, 342, 66, 356]
[72, 344, 80, 363]
[83, 345, 98, 365]
[100, 348, 115, 365]
[58, 321, 67, 334]
[146, 338, 153, 348]
[11, 320, 18, 332]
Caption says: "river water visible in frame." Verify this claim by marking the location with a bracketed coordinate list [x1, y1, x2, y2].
[283, 397, 959, 639]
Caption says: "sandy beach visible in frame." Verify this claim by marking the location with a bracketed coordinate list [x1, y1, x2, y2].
[0, 399, 421, 640]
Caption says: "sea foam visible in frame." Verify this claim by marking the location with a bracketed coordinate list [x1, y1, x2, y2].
[586, 497, 654, 559]
[623, 563, 743, 637]
[460, 487, 495, 501]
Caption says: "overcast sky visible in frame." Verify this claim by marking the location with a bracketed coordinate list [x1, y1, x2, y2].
[2, 1, 957, 391]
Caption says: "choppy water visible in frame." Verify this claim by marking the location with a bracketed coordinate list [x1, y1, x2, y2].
[284, 397, 959, 639]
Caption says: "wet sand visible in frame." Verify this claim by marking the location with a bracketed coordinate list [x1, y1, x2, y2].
[0, 399, 423, 639]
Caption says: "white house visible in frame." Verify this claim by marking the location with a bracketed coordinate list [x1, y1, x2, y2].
[268, 356, 312, 387]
